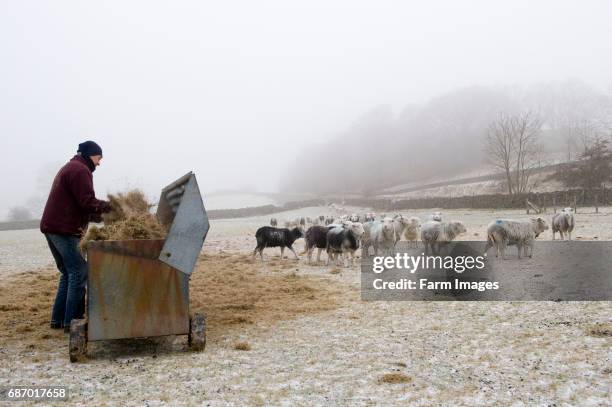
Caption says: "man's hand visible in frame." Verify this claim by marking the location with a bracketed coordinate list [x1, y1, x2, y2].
[101, 200, 113, 213]
[89, 213, 103, 223]
[90, 200, 112, 222]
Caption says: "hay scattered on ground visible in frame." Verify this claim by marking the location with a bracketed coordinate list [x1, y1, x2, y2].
[0, 267, 64, 354]
[0, 252, 347, 358]
[265, 258, 298, 271]
[378, 373, 412, 384]
[587, 322, 612, 337]
[190, 253, 345, 338]
[80, 190, 166, 251]
[234, 341, 252, 351]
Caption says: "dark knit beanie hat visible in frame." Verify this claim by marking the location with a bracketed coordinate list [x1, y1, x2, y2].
[77, 141, 103, 157]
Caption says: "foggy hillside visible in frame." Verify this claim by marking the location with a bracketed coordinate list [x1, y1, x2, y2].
[280, 80, 612, 195]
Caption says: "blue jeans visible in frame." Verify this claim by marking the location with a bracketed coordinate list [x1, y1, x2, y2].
[44, 234, 88, 327]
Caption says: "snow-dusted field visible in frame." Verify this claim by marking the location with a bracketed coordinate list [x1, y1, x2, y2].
[0, 206, 610, 405]
[0, 229, 53, 276]
[205, 206, 612, 255]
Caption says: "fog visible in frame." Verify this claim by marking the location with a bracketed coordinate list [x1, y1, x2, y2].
[1, 1, 611, 219]
[281, 82, 612, 194]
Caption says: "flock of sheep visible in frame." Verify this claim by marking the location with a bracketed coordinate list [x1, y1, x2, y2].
[253, 208, 576, 266]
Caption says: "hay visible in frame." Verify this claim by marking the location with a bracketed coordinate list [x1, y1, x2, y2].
[0, 267, 64, 355]
[0, 253, 346, 358]
[80, 189, 165, 251]
[234, 341, 252, 351]
[378, 373, 412, 384]
[104, 190, 153, 223]
[190, 253, 344, 338]
[586, 322, 612, 338]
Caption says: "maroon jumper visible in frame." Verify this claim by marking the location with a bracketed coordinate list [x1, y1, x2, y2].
[40, 155, 110, 237]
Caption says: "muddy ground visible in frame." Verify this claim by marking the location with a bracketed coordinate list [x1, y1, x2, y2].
[0, 206, 610, 405]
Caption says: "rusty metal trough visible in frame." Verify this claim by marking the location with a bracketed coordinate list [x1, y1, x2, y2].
[69, 172, 209, 362]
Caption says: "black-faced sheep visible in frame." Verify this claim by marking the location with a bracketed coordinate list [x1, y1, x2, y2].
[253, 226, 304, 261]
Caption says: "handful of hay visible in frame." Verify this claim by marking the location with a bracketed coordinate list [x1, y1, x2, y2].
[80, 190, 167, 251]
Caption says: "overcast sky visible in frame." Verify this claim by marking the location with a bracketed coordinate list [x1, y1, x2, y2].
[1, 1, 611, 218]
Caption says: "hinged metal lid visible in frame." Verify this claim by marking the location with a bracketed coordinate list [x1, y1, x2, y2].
[156, 172, 209, 275]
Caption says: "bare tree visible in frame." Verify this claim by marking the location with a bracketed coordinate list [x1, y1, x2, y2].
[560, 117, 607, 161]
[575, 118, 612, 156]
[529, 80, 612, 162]
[485, 111, 543, 196]
[485, 113, 515, 195]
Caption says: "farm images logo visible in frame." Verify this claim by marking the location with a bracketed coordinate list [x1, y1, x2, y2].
[361, 241, 612, 301]
[371, 252, 496, 292]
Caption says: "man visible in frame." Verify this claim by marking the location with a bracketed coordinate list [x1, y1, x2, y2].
[40, 141, 112, 332]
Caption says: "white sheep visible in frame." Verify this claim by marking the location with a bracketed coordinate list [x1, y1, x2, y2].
[421, 220, 466, 255]
[402, 216, 421, 248]
[390, 214, 419, 248]
[427, 211, 442, 222]
[364, 213, 376, 222]
[484, 217, 548, 259]
[362, 218, 395, 256]
[552, 208, 575, 240]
